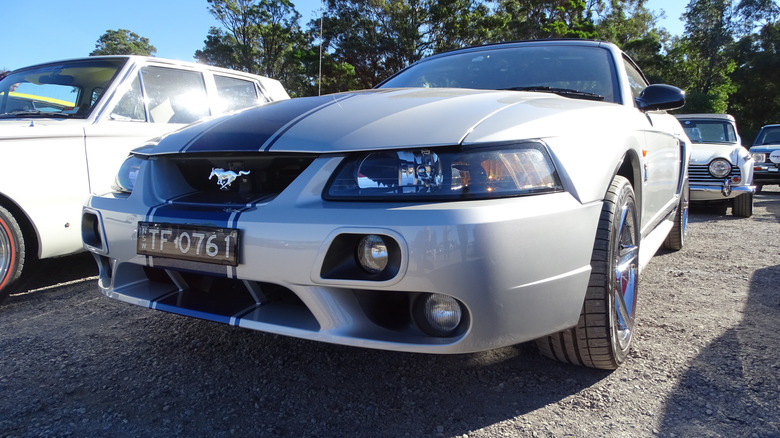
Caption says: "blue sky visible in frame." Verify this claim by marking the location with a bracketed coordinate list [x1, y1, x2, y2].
[0, 0, 686, 72]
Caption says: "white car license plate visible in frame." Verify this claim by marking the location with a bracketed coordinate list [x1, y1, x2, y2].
[137, 222, 239, 266]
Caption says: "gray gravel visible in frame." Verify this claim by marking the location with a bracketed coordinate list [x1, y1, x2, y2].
[1, 188, 779, 438]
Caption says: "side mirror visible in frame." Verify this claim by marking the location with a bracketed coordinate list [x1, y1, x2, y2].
[635, 84, 685, 112]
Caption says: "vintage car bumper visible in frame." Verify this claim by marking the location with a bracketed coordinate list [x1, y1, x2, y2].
[752, 164, 780, 185]
[83, 184, 602, 354]
[688, 164, 754, 201]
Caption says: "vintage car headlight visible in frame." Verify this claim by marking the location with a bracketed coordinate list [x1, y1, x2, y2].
[111, 155, 144, 193]
[751, 152, 766, 163]
[325, 142, 562, 200]
[708, 159, 732, 178]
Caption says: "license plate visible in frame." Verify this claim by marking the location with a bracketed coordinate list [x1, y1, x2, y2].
[137, 222, 239, 266]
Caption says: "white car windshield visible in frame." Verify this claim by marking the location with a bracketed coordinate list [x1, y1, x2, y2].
[379, 44, 619, 103]
[0, 58, 127, 119]
[679, 119, 738, 144]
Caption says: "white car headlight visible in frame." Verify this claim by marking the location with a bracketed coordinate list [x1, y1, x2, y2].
[751, 152, 766, 163]
[112, 155, 144, 193]
[708, 158, 732, 178]
[325, 142, 562, 200]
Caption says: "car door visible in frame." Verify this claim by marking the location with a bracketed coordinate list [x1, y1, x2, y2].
[83, 65, 211, 195]
[622, 58, 682, 232]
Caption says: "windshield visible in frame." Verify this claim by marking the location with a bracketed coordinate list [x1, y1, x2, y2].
[378, 45, 619, 103]
[679, 119, 738, 144]
[0, 58, 127, 119]
[754, 127, 780, 145]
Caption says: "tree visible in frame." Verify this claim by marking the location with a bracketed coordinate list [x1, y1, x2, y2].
[493, 0, 598, 41]
[90, 29, 157, 56]
[594, 0, 671, 83]
[196, 0, 307, 94]
[728, 20, 780, 142]
[317, 0, 500, 89]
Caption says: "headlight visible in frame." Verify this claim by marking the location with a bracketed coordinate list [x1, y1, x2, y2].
[751, 152, 766, 163]
[708, 159, 732, 178]
[111, 155, 144, 193]
[325, 142, 562, 200]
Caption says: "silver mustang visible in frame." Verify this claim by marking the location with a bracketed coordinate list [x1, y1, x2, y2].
[83, 40, 689, 369]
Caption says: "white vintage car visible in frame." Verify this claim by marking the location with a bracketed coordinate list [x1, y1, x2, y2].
[82, 41, 689, 369]
[675, 114, 754, 217]
[0, 56, 289, 299]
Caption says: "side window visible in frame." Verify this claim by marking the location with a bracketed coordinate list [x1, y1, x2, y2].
[141, 66, 209, 124]
[623, 58, 648, 100]
[214, 75, 261, 113]
[111, 75, 146, 121]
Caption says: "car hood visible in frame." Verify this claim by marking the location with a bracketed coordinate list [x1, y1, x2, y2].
[688, 142, 749, 165]
[144, 88, 615, 155]
[749, 144, 780, 153]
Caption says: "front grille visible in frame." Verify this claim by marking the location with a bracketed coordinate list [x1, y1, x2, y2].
[688, 164, 741, 184]
[152, 153, 317, 206]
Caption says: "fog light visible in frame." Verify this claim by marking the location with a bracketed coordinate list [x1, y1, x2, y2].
[357, 235, 388, 274]
[414, 293, 463, 337]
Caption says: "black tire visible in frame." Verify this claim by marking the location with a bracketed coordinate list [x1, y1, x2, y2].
[732, 192, 753, 218]
[662, 180, 689, 251]
[536, 176, 639, 370]
[0, 205, 26, 303]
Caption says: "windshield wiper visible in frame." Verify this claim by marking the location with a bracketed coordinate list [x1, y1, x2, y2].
[501, 86, 605, 101]
[0, 110, 73, 119]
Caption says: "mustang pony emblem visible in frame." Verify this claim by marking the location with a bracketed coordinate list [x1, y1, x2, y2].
[210, 168, 250, 190]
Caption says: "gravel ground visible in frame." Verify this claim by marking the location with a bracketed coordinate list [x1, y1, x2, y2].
[1, 188, 778, 438]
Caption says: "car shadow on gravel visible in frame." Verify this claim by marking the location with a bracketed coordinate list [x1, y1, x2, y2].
[92, 321, 614, 437]
[5, 252, 97, 302]
[655, 263, 780, 433]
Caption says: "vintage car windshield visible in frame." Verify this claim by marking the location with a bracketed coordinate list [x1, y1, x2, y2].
[0, 58, 127, 119]
[679, 119, 738, 144]
[754, 127, 780, 145]
[379, 45, 619, 103]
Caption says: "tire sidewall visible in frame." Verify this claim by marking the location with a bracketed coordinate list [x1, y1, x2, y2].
[608, 179, 639, 365]
[0, 206, 24, 300]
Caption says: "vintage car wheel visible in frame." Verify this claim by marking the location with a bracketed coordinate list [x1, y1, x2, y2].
[662, 180, 689, 251]
[732, 192, 753, 218]
[536, 176, 638, 370]
[0, 205, 26, 302]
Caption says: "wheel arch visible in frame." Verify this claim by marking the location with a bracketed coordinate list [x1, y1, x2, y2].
[0, 193, 40, 261]
[614, 149, 642, 206]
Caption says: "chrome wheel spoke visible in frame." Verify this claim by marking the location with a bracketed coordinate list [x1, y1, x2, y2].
[613, 203, 638, 347]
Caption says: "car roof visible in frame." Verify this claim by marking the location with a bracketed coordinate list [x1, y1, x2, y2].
[674, 113, 736, 122]
[9, 55, 262, 80]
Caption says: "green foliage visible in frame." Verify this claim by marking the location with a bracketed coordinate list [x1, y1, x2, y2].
[90, 29, 157, 56]
[196, 0, 306, 90]
[191, 0, 780, 140]
[727, 20, 780, 142]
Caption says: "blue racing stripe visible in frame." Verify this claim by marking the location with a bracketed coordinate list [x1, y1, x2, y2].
[261, 93, 359, 152]
[181, 94, 355, 153]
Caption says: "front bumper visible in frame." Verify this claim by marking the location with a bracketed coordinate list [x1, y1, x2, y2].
[83, 187, 601, 354]
[752, 165, 780, 185]
[689, 181, 754, 201]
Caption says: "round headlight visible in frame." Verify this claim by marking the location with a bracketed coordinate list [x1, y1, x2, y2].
[708, 159, 732, 178]
[356, 235, 388, 274]
[751, 152, 766, 163]
[414, 293, 463, 336]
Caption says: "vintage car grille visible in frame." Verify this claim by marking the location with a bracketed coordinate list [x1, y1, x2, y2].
[154, 153, 317, 206]
[688, 164, 741, 184]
